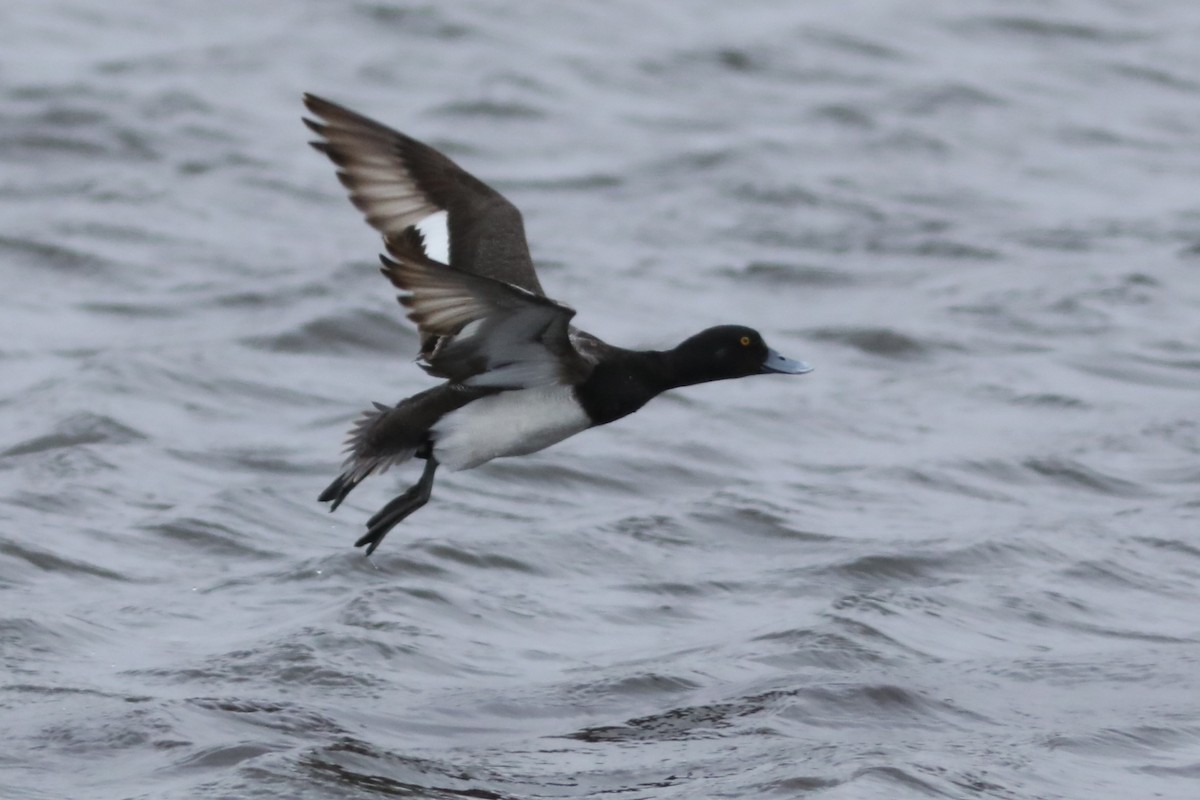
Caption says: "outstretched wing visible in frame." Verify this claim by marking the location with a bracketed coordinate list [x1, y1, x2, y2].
[380, 245, 589, 390]
[302, 93, 545, 296]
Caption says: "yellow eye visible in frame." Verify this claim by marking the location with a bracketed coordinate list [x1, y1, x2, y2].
[739, 336, 751, 346]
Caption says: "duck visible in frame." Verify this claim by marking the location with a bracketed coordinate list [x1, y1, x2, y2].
[302, 94, 813, 555]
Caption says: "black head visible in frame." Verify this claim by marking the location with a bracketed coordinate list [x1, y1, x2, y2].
[668, 325, 812, 387]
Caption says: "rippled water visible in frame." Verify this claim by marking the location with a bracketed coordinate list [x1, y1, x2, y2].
[4, 1, 1200, 798]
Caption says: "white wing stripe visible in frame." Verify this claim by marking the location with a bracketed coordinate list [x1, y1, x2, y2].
[415, 210, 450, 264]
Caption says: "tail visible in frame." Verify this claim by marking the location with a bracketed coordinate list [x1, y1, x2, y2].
[319, 401, 420, 511]
[318, 470, 362, 511]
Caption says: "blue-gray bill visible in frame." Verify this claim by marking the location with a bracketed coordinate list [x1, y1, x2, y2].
[760, 348, 813, 375]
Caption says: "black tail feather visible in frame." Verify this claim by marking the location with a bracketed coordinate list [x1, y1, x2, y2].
[318, 470, 364, 511]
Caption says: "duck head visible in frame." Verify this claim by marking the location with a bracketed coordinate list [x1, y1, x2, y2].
[669, 325, 812, 385]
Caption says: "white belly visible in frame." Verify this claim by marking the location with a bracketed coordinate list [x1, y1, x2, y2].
[431, 385, 591, 471]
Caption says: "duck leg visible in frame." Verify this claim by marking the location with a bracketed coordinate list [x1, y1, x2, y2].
[354, 457, 438, 556]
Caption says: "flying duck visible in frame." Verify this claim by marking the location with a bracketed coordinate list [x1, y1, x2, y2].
[303, 94, 812, 555]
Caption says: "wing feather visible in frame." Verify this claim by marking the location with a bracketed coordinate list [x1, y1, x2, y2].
[303, 93, 545, 296]
[380, 252, 589, 389]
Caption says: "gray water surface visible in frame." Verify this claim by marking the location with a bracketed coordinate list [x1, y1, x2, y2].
[4, 1, 1200, 798]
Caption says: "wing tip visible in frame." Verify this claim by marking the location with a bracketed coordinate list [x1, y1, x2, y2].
[302, 92, 342, 119]
[302, 116, 326, 136]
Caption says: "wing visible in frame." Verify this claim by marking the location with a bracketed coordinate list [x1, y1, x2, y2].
[302, 93, 545, 296]
[380, 247, 590, 390]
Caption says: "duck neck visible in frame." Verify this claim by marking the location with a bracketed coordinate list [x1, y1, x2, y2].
[574, 350, 675, 426]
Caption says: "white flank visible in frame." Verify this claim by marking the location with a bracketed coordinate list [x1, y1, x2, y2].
[431, 385, 590, 471]
[415, 210, 451, 264]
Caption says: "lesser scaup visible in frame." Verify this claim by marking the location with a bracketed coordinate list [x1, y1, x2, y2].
[303, 94, 812, 554]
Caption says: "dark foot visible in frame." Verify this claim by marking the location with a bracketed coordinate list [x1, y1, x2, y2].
[355, 458, 437, 556]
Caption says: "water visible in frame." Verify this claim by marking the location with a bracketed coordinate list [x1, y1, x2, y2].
[3, 1, 1200, 797]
